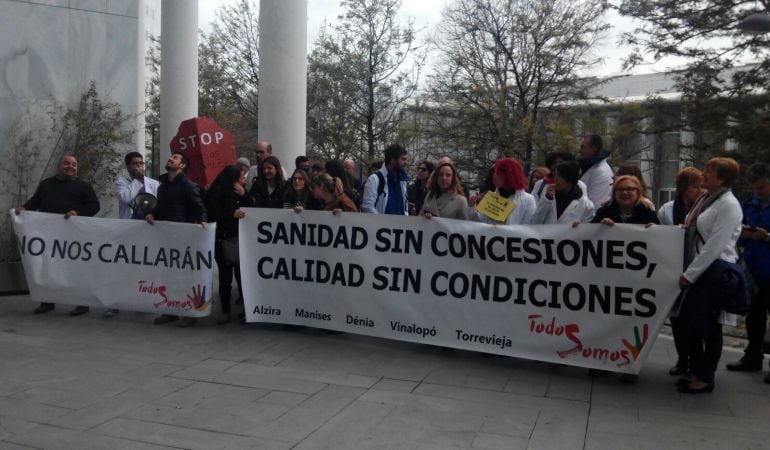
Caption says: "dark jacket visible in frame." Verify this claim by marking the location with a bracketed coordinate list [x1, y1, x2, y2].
[741, 197, 770, 284]
[407, 180, 428, 216]
[24, 176, 100, 216]
[205, 188, 253, 240]
[155, 172, 207, 223]
[250, 181, 286, 209]
[592, 202, 659, 225]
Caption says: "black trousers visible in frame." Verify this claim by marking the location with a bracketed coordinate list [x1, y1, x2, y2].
[670, 316, 689, 369]
[743, 281, 770, 361]
[681, 279, 723, 384]
[215, 241, 243, 316]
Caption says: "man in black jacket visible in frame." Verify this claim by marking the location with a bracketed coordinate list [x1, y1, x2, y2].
[15, 154, 100, 316]
[145, 152, 207, 326]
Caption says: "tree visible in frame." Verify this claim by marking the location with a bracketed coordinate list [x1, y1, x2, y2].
[425, 0, 608, 183]
[1, 84, 134, 260]
[307, 0, 424, 162]
[616, 0, 770, 164]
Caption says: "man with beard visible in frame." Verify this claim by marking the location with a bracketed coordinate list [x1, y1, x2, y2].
[15, 154, 100, 316]
[145, 152, 207, 327]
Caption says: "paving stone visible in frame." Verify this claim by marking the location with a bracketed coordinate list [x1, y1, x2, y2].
[293, 399, 395, 450]
[584, 431, 642, 450]
[168, 366, 327, 395]
[5, 424, 178, 450]
[370, 378, 417, 393]
[528, 403, 589, 450]
[0, 398, 72, 423]
[471, 432, 529, 449]
[0, 441, 41, 450]
[226, 361, 380, 388]
[0, 415, 38, 441]
[253, 385, 366, 445]
[48, 378, 192, 431]
[91, 417, 288, 449]
[191, 358, 240, 371]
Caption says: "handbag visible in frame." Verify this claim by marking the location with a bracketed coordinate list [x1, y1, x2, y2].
[220, 236, 239, 264]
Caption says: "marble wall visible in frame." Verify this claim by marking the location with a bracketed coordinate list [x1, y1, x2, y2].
[0, 0, 143, 219]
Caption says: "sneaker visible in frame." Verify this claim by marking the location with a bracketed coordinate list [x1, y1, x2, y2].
[177, 317, 198, 328]
[726, 357, 763, 372]
[103, 309, 119, 318]
[33, 303, 55, 314]
[153, 314, 178, 325]
[69, 306, 90, 316]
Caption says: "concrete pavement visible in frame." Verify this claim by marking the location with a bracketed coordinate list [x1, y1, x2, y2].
[1, 295, 769, 450]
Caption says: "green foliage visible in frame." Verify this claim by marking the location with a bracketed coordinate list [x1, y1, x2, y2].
[616, 0, 770, 165]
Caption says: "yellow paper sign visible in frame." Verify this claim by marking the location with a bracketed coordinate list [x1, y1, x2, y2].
[476, 191, 516, 222]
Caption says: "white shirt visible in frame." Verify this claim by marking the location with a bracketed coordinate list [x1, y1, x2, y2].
[531, 193, 595, 225]
[580, 159, 613, 208]
[116, 175, 159, 219]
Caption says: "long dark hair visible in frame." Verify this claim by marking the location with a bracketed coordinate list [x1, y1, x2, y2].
[257, 156, 286, 190]
[208, 165, 241, 198]
[284, 168, 311, 206]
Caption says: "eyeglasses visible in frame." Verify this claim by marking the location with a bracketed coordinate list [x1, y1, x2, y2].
[616, 187, 638, 193]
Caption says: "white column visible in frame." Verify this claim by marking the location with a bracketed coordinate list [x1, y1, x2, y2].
[258, 0, 307, 168]
[159, 0, 198, 164]
[135, 0, 146, 154]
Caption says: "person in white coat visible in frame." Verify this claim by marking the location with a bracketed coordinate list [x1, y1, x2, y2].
[677, 157, 743, 394]
[117, 151, 159, 220]
[532, 160, 594, 225]
[578, 134, 613, 208]
[468, 158, 536, 225]
[531, 151, 587, 205]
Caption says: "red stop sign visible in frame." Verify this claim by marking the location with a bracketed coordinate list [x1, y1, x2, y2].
[169, 117, 236, 188]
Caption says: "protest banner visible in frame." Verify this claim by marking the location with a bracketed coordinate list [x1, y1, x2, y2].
[240, 209, 684, 374]
[10, 211, 215, 317]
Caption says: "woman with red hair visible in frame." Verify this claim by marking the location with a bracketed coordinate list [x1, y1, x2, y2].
[469, 158, 536, 225]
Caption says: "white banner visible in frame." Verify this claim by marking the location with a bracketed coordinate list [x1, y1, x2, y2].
[240, 209, 684, 374]
[11, 211, 215, 317]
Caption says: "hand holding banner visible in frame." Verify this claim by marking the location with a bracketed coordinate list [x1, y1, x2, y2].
[11, 210, 216, 317]
[239, 209, 684, 374]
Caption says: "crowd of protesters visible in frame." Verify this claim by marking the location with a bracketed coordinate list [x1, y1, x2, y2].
[14, 133, 770, 395]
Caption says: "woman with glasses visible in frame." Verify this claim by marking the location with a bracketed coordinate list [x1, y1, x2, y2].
[283, 169, 320, 210]
[408, 160, 435, 216]
[592, 175, 659, 226]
